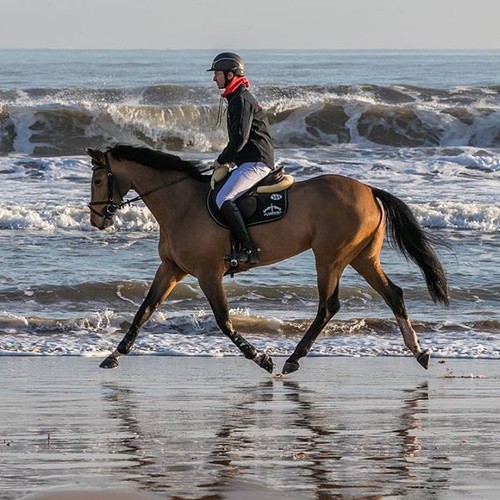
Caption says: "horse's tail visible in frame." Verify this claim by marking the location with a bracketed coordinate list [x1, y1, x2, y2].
[372, 187, 449, 306]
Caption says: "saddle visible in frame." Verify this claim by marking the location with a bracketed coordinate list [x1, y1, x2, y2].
[207, 169, 294, 228]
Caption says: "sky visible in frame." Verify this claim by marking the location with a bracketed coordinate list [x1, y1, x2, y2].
[1, 0, 499, 50]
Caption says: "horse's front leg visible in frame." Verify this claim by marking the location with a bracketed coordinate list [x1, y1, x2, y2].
[198, 275, 274, 374]
[100, 260, 186, 369]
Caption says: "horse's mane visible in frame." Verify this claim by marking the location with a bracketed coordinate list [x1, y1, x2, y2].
[108, 144, 210, 182]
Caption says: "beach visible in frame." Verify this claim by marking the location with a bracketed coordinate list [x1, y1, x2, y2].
[1, 356, 499, 499]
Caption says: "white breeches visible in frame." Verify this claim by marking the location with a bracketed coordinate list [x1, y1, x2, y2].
[215, 162, 272, 209]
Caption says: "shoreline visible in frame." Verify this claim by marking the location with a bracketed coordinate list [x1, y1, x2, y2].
[1, 357, 499, 499]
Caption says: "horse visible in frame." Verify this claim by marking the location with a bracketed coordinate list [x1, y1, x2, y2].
[86, 145, 449, 375]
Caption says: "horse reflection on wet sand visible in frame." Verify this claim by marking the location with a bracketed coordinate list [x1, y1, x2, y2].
[87, 145, 448, 374]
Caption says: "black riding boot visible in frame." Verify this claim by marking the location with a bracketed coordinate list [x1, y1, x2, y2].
[220, 200, 260, 264]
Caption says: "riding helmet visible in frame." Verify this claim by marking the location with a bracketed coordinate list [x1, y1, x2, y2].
[207, 52, 245, 76]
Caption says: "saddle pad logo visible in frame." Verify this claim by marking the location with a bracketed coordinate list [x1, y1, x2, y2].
[263, 204, 282, 217]
[270, 193, 283, 201]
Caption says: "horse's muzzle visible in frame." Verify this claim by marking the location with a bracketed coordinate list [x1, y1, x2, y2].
[91, 217, 113, 230]
[90, 211, 114, 230]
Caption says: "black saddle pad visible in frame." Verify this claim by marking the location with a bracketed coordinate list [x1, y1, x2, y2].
[207, 189, 289, 228]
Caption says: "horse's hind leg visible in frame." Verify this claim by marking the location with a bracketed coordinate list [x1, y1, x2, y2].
[282, 264, 341, 374]
[350, 253, 431, 369]
[198, 275, 274, 374]
[100, 260, 186, 369]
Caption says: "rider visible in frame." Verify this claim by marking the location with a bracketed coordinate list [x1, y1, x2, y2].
[208, 52, 275, 264]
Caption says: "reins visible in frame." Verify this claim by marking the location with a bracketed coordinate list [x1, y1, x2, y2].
[88, 151, 212, 219]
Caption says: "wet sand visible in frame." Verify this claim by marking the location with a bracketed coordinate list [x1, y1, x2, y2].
[1, 356, 499, 499]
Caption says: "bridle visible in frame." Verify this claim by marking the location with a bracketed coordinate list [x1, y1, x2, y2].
[88, 152, 126, 220]
[88, 151, 211, 220]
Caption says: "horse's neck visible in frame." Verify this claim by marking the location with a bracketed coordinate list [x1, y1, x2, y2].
[126, 164, 205, 224]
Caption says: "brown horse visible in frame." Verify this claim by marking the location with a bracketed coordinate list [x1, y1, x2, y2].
[86, 145, 448, 374]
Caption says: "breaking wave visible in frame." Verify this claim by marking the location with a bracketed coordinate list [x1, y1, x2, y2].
[1, 83, 500, 156]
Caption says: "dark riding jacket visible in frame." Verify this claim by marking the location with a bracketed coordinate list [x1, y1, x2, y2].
[217, 85, 275, 170]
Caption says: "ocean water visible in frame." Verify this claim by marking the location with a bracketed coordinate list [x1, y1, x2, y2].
[0, 49, 499, 362]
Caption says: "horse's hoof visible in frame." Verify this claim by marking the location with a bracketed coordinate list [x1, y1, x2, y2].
[100, 355, 119, 369]
[417, 349, 431, 370]
[282, 360, 300, 374]
[254, 353, 274, 374]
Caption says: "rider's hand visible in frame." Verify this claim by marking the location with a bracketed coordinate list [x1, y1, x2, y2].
[210, 162, 230, 190]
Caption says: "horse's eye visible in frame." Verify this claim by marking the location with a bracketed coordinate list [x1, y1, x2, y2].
[94, 179, 103, 186]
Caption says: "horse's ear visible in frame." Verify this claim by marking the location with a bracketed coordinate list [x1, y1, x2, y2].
[85, 147, 103, 163]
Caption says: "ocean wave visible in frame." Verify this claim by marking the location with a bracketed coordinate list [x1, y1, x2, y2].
[0, 310, 498, 359]
[1, 268, 498, 359]
[1, 84, 500, 155]
[413, 202, 500, 231]
[1, 278, 499, 328]
[1, 199, 497, 232]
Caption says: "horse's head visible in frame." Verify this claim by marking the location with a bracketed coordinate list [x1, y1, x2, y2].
[86, 148, 125, 230]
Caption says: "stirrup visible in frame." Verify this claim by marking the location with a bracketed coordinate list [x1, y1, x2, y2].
[242, 247, 260, 264]
[225, 247, 260, 265]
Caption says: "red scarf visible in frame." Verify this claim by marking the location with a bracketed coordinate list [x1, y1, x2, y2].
[221, 75, 250, 98]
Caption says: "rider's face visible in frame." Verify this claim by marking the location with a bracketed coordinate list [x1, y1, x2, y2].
[213, 70, 233, 89]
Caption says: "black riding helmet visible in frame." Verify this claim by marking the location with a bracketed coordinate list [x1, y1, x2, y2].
[207, 52, 245, 76]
